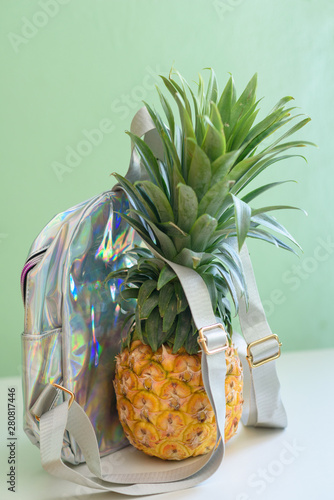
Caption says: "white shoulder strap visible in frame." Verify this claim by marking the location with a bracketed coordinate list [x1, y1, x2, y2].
[31, 107, 286, 495]
[233, 243, 287, 428]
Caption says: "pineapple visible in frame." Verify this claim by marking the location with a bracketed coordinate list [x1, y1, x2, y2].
[109, 69, 312, 460]
[114, 340, 242, 460]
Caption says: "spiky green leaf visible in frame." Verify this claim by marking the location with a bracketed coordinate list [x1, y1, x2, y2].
[145, 308, 161, 351]
[156, 86, 175, 141]
[158, 282, 174, 317]
[135, 181, 174, 223]
[241, 181, 295, 204]
[177, 183, 198, 233]
[140, 292, 159, 319]
[211, 150, 240, 185]
[201, 273, 218, 311]
[162, 294, 178, 332]
[173, 308, 192, 353]
[202, 105, 226, 161]
[231, 194, 251, 251]
[252, 213, 301, 249]
[174, 248, 204, 269]
[157, 264, 176, 290]
[120, 288, 139, 301]
[198, 179, 231, 218]
[190, 214, 218, 252]
[187, 142, 211, 200]
[217, 75, 236, 129]
[138, 280, 157, 309]
[228, 73, 257, 138]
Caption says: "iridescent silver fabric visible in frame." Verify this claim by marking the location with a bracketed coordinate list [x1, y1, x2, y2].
[22, 189, 139, 464]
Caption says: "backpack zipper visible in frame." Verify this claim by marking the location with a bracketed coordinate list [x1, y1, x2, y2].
[20, 249, 47, 302]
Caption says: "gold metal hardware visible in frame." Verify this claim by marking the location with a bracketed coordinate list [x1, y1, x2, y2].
[35, 383, 75, 422]
[197, 323, 229, 355]
[246, 334, 282, 368]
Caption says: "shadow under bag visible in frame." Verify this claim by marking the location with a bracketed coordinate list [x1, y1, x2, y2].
[21, 107, 287, 495]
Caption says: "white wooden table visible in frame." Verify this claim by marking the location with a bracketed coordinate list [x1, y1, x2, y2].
[0, 349, 333, 500]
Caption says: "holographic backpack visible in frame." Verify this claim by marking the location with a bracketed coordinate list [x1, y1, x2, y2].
[21, 187, 140, 464]
[21, 108, 286, 496]
[20, 108, 161, 465]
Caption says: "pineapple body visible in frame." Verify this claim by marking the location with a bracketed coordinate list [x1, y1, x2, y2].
[114, 340, 243, 460]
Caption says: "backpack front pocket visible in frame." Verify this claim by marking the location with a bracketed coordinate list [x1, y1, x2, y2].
[22, 328, 62, 446]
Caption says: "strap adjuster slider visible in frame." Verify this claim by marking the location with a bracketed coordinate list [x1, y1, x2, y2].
[198, 323, 229, 355]
[247, 334, 282, 368]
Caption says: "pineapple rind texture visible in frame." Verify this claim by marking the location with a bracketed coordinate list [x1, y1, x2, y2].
[114, 340, 243, 460]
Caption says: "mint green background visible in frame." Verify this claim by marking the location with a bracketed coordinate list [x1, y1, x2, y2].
[0, 0, 333, 377]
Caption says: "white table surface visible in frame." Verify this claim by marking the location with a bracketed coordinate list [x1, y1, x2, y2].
[0, 348, 333, 500]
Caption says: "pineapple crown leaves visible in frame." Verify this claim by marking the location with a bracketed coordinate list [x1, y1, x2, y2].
[109, 69, 313, 354]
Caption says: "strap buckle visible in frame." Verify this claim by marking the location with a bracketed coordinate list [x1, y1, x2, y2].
[35, 383, 75, 422]
[246, 334, 282, 368]
[198, 323, 229, 355]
